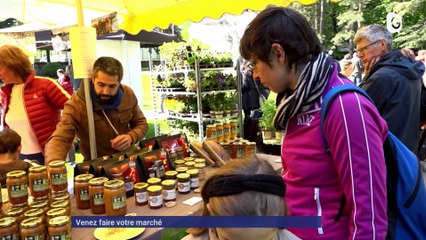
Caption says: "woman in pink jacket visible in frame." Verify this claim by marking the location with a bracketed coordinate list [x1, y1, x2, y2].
[0, 45, 70, 165]
[240, 7, 388, 239]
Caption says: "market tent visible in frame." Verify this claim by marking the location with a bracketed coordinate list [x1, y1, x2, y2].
[0, 0, 341, 34]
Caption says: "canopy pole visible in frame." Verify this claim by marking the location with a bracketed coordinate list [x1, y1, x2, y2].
[76, 0, 98, 159]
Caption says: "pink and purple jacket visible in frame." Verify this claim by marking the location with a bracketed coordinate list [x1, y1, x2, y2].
[282, 66, 389, 239]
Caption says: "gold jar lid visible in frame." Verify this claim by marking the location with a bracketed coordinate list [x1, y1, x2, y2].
[177, 173, 190, 180]
[184, 157, 194, 162]
[215, 122, 223, 127]
[194, 163, 206, 169]
[50, 200, 69, 209]
[104, 180, 124, 189]
[49, 160, 66, 168]
[89, 177, 109, 186]
[161, 180, 176, 186]
[46, 208, 67, 218]
[174, 159, 185, 164]
[75, 174, 94, 182]
[248, 141, 256, 145]
[52, 192, 69, 202]
[147, 185, 162, 193]
[147, 178, 161, 184]
[20, 217, 42, 228]
[29, 165, 47, 173]
[5, 208, 24, 217]
[30, 200, 48, 209]
[6, 170, 26, 178]
[194, 158, 205, 163]
[0, 217, 16, 227]
[206, 124, 216, 128]
[184, 161, 195, 166]
[134, 182, 149, 190]
[165, 171, 178, 176]
[48, 216, 69, 227]
[186, 169, 199, 175]
[24, 208, 44, 218]
[175, 167, 188, 173]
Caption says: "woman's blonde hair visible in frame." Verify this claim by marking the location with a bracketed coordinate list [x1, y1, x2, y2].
[0, 45, 34, 81]
[188, 154, 285, 235]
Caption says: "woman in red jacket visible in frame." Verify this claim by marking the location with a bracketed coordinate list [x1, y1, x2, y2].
[0, 45, 70, 165]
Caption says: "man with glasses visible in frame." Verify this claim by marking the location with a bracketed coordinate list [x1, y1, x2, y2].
[354, 24, 425, 152]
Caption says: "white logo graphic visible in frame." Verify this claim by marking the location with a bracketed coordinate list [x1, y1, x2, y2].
[387, 12, 402, 33]
[297, 114, 315, 126]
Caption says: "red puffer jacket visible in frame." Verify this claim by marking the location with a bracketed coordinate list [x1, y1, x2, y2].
[1, 74, 70, 153]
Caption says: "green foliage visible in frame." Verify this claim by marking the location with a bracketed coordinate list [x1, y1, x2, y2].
[41, 62, 62, 79]
[258, 99, 276, 131]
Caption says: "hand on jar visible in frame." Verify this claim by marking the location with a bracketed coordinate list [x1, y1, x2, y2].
[111, 134, 132, 151]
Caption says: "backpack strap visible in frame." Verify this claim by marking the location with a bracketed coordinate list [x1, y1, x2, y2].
[320, 84, 373, 149]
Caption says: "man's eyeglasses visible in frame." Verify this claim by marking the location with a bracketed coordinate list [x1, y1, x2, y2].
[356, 40, 380, 53]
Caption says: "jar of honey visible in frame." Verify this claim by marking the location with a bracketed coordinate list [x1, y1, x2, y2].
[164, 171, 178, 180]
[161, 180, 176, 202]
[186, 169, 199, 189]
[174, 160, 185, 169]
[0, 217, 18, 240]
[50, 200, 70, 216]
[48, 160, 68, 192]
[147, 186, 163, 209]
[230, 120, 238, 140]
[88, 177, 108, 214]
[134, 182, 149, 206]
[28, 165, 49, 200]
[48, 216, 71, 240]
[183, 157, 195, 162]
[215, 123, 224, 142]
[24, 208, 45, 224]
[6, 170, 28, 205]
[46, 208, 67, 225]
[175, 167, 188, 174]
[51, 191, 70, 203]
[20, 217, 45, 239]
[104, 180, 127, 216]
[184, 161, 195, 169]
[177, 173, 191, 194]
[222, 121, 231, 142]
[30, 199, 49, 215]
[4, 208, 25, 227]
[74, 174, 94, 210]
[147, 177, 161, 186]
[246, 142, 256, 155]
[206, 124, 217, 141]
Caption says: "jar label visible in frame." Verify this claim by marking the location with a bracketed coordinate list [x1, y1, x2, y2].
[237, 148, 245, 158]
[10, 183, 28, 198]
[23, 233, 43, 240]
[190, 178, 199, 188]
[51, 173, 67, 185]
[178, 181, 191, 193]
[124, 181, 134, 192]
[50, 233, 71, 240]
[231, 126, 238, 133]
[223, 128, 230, 135]
[136, 192, 148, 203]
[149, 195, 163, 207]
[32, 178, 48, 192]
[94, 193, 104, 205]
[0, 233, 18, 240]
[79, 189, 89, 201]
[162, 189, 176, 200]
[112, 195, 126, 210]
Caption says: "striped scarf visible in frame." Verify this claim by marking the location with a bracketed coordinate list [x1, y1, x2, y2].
[273, 52, 333, 131]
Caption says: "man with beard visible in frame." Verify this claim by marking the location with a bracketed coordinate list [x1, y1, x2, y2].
[45, 57, 148, 164]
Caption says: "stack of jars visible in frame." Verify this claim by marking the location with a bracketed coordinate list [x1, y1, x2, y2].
[224, 138, 257, 159]
[205, 120, 239, 143]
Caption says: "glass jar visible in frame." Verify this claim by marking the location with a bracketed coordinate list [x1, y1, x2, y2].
[88, 177, 108, 214]
[161, 180, 176, 202]
[28, 165, 49, 200]
[30, 199, 49, 215]
[51, 191, 70, 203]
[48, 216, 70, 240]
[147, 186, 163, 209]
[206, 124, 217, 141]
[20, 217, 45, 240]
[177, 173, 191, 194]
[0, 217, 18, 240]
[222, 121, 231, 142]
[183, 157, 195, 162]
[174, 160, 185, 169]
[46, 208, 67, 225]
[246, 142, 256, 155]
[186, 169, 199, 189]
[104, 180, 127, 216]
[50, 200, 71, 216]
[24, 208, 45, 224]
[164, 171, 178, 180]
[147, 177, 161, 186]
[175, 146, 184, 159]
[175, 167, 188, 174]
[215, 123, 223, 142]
[48, 160, 68, 192]
[194, 158, 205, 165]
[110, 168, 124, 181]
[74, 174, 94, 210]
[6, 170, 28, 205]
[134, 182, 149, 206]
[4, 208, 25, 228]
[184, 161, 195, 169]
[230, 120, 238, 140]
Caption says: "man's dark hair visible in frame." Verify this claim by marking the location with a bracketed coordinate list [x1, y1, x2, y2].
[240, 6, 322, 70]
[0, 128, 21, 154]
[92, 56, 124, 82]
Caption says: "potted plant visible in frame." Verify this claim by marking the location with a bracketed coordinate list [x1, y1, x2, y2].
[258, 99, 276, 140]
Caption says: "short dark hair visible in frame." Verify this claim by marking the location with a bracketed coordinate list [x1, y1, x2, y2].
[0, 128, 21, 154]
[92, 57, 123, 82]
[240, 6, 322, 70]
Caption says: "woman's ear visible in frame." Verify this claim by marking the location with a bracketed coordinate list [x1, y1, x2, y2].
[271, 43, 285, 64]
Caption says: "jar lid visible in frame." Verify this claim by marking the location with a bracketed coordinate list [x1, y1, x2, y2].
[49, 216, 69, 227]
[177, 173, 190, 179]
[215, 122, 223, 126]
[134, 182, 149, 189]
[184, 161, 195, 166]
[147, 185, 162, 192]
[161, 180, 176, 186]
[30, 200, 48, 209]
[147, 178, 161, 184]
[49, 160, 66, 167]
[104, 180, 124, 189]
[194, 163, 206, 168]
[20, 217, 42, 228]
[186, 169, 199, 175]
[206, 124, 216, 128]
[89, 177, 109, 186]
[6, 170, 26, 178]
[165, 171, 178, 176]
[0, 217, 16, 227]
[46, 208, 67, 217]
[50, 200, 69, 209]
[194, 158, 205, 163]
[175, 167, 188, 173]
[5, 208, 24, 216]
[75, 173, 94, 182]
[29, 165, 47, 173]
[24, 208, 44, 218]
[51, 193, 69, 202]
[184, 157, 194, 162]
[174, 159, 185, 164]
[248, 142, 256, 145]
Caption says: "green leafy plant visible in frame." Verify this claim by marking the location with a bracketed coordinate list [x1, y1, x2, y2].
[258, 99, 276, 131]
[41, 62, 63, 79]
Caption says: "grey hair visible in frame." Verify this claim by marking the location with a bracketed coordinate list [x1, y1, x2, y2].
[354, 25, 393, 51]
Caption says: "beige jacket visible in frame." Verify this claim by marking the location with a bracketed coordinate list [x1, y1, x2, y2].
[45, 82, 148, 163]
